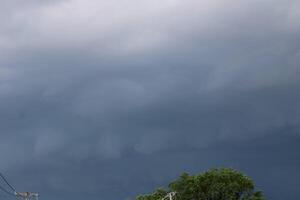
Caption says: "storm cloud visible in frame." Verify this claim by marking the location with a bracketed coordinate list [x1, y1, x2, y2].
[0, 0, 300, 200]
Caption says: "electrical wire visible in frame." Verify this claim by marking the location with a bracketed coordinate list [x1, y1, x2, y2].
[0, 172, 38, 200]
[0, 184, 15, 196]
[0, 173, 16, 193]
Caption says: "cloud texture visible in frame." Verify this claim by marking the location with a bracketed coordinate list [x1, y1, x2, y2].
[0, 0, 300, 199]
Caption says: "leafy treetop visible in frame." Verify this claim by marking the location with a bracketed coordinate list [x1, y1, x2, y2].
[136, 168, 265, 200]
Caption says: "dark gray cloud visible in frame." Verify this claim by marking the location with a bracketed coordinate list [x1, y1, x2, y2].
[0, 0, 300, 200]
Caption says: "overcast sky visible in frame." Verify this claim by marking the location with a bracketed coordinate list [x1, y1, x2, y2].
[0, 0, 300, 199]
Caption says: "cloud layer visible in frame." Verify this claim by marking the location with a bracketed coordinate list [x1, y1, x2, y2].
[0, 0, 300, 200]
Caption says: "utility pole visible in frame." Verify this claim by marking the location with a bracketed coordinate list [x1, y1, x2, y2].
[15, 192, 39, 200]
[0, 173, 39, 200]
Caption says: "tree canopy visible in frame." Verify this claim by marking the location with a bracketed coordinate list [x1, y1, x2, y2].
[136, 168, 265, 200]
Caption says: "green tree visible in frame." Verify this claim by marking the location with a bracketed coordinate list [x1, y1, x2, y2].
[136, 168, 265, 200]
[136, 188, 168, 200]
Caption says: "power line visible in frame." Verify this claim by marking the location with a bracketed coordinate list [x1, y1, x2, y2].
[0, 172, 38, 200]
[0, 184, 15, 196]
[0, 173, 16, 193]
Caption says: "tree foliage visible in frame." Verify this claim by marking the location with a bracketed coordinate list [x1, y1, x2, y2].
[136, 168, 265, 200]
[136, 188, 168, 200]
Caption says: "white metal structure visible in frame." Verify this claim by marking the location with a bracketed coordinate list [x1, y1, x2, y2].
[162, 192, 176, 200]
[15, 192, 39, 200]
[0, 173, 38, 200]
